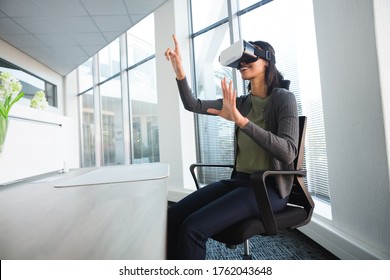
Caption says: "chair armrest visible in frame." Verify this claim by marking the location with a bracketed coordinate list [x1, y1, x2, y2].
[250, 169, 307, 235]
[262, 170, 306, 177]
[190, 164, 234, 190]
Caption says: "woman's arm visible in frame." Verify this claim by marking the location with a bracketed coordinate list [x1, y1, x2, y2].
[165, 34, 224, 115]
[164, 34, 186, 80]
[166, 35, 248, 126]
[176, 77, 223, 115]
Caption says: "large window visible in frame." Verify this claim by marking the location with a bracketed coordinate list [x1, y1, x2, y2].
[77, 13, 159, 167]
[190, 0, 330, 202]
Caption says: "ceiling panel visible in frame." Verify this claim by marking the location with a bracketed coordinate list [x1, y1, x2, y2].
[0, 0, 168, 76]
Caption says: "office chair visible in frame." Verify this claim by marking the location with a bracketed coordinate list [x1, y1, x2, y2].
[190, 116, 314, 259]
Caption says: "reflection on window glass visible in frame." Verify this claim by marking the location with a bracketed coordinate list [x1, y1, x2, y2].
[127, 14, 155, 66]
[100, 76, 125, 166]
[81, 90, 95, 167]
[128, 59, 159, 164]
[99, 38, 120, 82]
[78, 58, 93, 93]
[191, 0, 228, 32]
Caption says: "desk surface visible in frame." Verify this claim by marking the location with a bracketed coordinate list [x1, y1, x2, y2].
[0, 163, 169, 260]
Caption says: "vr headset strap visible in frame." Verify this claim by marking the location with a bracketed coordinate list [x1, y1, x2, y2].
[254, 48, 276, 64]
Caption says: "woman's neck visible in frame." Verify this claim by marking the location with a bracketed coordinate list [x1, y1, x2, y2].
[250, 79, 268, 98]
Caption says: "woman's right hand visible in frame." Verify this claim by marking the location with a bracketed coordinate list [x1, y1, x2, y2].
[164, 34, 186, 80]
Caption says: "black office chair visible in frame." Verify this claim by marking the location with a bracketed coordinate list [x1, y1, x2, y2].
[190, 116, 314, 259]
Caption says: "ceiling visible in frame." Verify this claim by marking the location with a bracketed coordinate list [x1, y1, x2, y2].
[0, 0, 168, 76]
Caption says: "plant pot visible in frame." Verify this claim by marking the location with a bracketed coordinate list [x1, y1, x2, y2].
[0, 116, 8, 155]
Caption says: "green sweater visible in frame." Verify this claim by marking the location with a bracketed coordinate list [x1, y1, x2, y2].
[236, 95, 272, 173]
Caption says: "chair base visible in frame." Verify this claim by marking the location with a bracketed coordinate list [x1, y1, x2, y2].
[224, 239, 253, 260]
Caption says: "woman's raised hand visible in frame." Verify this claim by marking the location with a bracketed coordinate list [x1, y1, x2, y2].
[164, 34, 186, 80]
[207, 78, 248, 128]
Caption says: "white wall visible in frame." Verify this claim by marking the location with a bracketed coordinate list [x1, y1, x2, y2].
[374, 0, 390, 185]
[299, 0, 390, 259]
[64, 69, 81, 169]
[0, 39, 79, 184]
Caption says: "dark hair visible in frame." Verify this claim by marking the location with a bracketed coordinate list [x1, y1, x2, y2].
[247, 40, 286, 95]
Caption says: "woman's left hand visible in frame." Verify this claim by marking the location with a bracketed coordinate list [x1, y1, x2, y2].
[207, 78, 249, 128]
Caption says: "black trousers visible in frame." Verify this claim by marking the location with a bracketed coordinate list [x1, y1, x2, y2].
[167, 172, 288, 259]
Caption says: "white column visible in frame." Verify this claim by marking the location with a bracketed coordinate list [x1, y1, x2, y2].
[155, 0, 197, 200]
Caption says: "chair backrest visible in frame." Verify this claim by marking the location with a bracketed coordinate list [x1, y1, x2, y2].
[286, 116, 314, 228]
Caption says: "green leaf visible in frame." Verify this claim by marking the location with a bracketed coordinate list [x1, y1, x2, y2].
[4, 96, 11, 108]
[6, 92, 25, 115]
[9, 92, 24, 108]
[0, 102, 7, 118]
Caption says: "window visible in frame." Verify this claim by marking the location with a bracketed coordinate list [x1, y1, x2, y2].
[99, 39, 120, 82]
[78, 58, 93, 93]
[100, 76, 124, 166]
[190, 0, 330, 202]
[80, 89, 95, 167]
[127, 15, 155, 66]
[192, 24, 236, 182]
[77, 13, 159, 168]
[0, 58, 58, 107]
[128, 59, 159, 164]
[127, 14, 159, 164]
[190, 0, 229, 32]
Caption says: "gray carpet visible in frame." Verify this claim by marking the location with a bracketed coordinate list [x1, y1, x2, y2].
[206, 229, 338, 260]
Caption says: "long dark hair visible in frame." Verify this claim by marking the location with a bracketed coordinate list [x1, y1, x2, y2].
[247, 40, 287, 95]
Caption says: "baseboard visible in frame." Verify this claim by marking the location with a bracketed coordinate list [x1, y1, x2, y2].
[299, 216, 389, 260]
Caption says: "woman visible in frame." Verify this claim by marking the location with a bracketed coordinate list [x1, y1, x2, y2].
[164, 34, 298, 259]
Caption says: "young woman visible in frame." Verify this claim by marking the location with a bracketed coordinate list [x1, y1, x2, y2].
[164, 34, 299, 259]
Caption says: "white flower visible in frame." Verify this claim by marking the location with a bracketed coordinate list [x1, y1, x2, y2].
[30, 90, 49, 110]
[0, 72, 24, 118]
[0, 72, 23, 100]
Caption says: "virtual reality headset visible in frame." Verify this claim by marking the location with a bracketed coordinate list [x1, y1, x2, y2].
[219, 39, 276, 69]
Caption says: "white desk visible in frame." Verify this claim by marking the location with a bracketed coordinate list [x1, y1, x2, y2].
[0, 163, 169, 260]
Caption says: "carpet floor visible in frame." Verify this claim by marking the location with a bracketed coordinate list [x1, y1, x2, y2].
[206, 229, 338, 260]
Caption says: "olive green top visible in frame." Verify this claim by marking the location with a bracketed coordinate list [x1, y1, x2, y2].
[236, 94, 272, 173]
